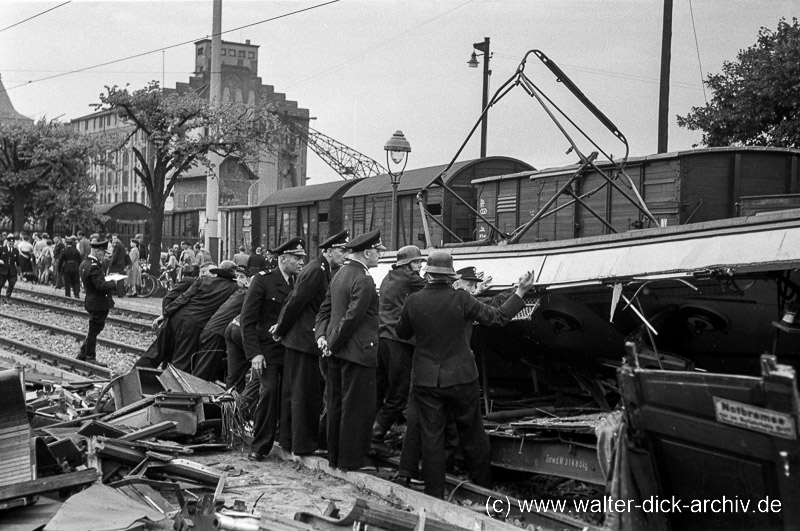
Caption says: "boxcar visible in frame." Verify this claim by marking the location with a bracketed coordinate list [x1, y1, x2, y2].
[341, 157, 533, 249]
[255, 179, 360, 257]
[473, 147, 800, 243]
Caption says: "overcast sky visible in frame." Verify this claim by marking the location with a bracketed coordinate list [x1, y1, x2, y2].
[1, 1, 797, 183]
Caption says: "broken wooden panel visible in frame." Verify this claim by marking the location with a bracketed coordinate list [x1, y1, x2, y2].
[0, 368, 35, 488]
[619, 352, 800, 530]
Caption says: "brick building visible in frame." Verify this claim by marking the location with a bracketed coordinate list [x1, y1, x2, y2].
[72, 38, 309, 211]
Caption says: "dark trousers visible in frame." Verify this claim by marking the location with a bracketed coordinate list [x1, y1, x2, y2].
[134, 318, 175, 370]
[63, 270, 80, 298]
[375, 339, 413, 430]
[326, 356, 376, 469]
[251, 364, 283, 455]
[413, 381, 492, 498]
[79, 310, 109, 361]
[224, 322, 246, 391]
[280, 348, 323, 454]
[224, 322, 260, 418]
[398, 391, 459, 479]
[192, 330, 226, 382]
[0, 273, 16, 299]
[170, 319, 204, 372]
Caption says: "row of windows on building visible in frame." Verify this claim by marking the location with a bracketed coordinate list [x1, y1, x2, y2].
[198, 47, 255, 59]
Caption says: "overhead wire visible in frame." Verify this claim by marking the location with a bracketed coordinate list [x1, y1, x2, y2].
[0, 1, 71, 34]
[0, 0, 340, 95]
[687, 0, 708, 103]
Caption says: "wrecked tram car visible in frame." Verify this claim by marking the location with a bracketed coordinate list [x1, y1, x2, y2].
[373, 208, 800, 530]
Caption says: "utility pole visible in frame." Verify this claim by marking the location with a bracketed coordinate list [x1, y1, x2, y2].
[205, 0, 222, 260]
[657, 0, 673, 154]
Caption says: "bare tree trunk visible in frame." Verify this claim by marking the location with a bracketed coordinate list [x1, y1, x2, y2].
[149, 199, 165, 275]
[12, 190, 26, 233]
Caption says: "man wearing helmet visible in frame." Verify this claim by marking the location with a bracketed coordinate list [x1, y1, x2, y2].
[396, 250, 536, 498]
[373, 245, 427, 443]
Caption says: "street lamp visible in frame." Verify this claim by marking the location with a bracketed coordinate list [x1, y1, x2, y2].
[384, 130, 411, 250]
[467, 37, 491, 158]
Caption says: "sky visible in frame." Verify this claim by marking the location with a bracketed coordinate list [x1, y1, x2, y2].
[1, 0, 797, 184]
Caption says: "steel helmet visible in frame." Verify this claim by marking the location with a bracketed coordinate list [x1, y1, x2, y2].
[425, 250, 459, 276]
[395, 245, 425, 266]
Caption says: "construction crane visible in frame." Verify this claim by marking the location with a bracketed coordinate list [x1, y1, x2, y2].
[280, 114, 387, 180]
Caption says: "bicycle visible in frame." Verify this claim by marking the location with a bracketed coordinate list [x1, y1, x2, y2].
[140, 262, 175, 297]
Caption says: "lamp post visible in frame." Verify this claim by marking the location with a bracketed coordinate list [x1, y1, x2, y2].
[383, 130, 411, 250]
[467, 37, 491, 158]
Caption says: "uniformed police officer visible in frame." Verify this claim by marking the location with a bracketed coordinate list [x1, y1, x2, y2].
[396, 250, 535, 498]
[271, 230, 348, 456]
[58, 237, 83, 299]
[0, 233, 21, 303]
[78, 239, 118, 365]
[316, 229, 384, 471]
[241, 237, 305, 461]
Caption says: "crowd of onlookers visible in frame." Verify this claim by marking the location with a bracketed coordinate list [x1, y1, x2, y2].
[0, 230, 149, 298]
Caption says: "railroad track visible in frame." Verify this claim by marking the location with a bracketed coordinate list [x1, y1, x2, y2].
[0, 310, 147, 356]
[9, 296, 152, 333]
[0, 335, 112, 379]
[12, 284, 160, 321]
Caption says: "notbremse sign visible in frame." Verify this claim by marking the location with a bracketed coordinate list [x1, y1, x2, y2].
[714, 396, 797, 440]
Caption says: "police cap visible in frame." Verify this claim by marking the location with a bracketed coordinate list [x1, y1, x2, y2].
[346, 229, 386, 252]
[90, 240, 109, 249]
[5, 233, 16, 241]
[319, 230, 349, 250]
[455, 267, 481, 282]
[272, 236, 306, 256]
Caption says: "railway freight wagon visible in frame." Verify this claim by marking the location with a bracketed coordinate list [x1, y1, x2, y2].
[473, 147, 800, 244]
[341, 157, 532, 249]
[255, 179, 360, 257]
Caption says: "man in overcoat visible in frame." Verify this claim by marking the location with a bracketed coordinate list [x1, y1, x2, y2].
[240, 237, 305, 461]
[58, 237, 83, 298]
[373, 245, 426, 441]
[396, 250, 535, 498]
[78, 240, 118, 364]
[0, 233, 21, 303]
[316, 229, 384, 471]
[271, 230, 348, 455]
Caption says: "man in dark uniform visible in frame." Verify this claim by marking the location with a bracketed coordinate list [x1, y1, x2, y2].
[140, 261, 240, 372]
[52, 235, 65, 289]
[78, 240, 119, 365]
[396, 250, 535, 498]
[271, 230, 349, 456]
[316, 229, 384, 471]
[0, 233, 21, 304]
[108, 233, 127, 297]
[241, 237, 305, 461]
[373, 245, 426, 442]
[58, 237, 83, 299]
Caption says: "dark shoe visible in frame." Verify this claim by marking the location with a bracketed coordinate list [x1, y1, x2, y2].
[371, 422, 387, 442]
[392, 474, 411, 487]
[248, 451, 265, 461]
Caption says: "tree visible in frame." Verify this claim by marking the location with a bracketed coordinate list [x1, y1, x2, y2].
[677, 18, 800, 148]
[0, 118, 110, 232]
[94, 81, 288, 273]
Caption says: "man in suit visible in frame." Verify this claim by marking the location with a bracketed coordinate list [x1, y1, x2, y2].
[241, 237, 305, 461]
[271, 230, 349, 456]
[0, 233, 21, 303]
[58, 237, 83, 299]
[396, 250, 535, 498]
[373, 245, 427, 442]
[78, 240, 119, 365]
[316, 229, 384, 471]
